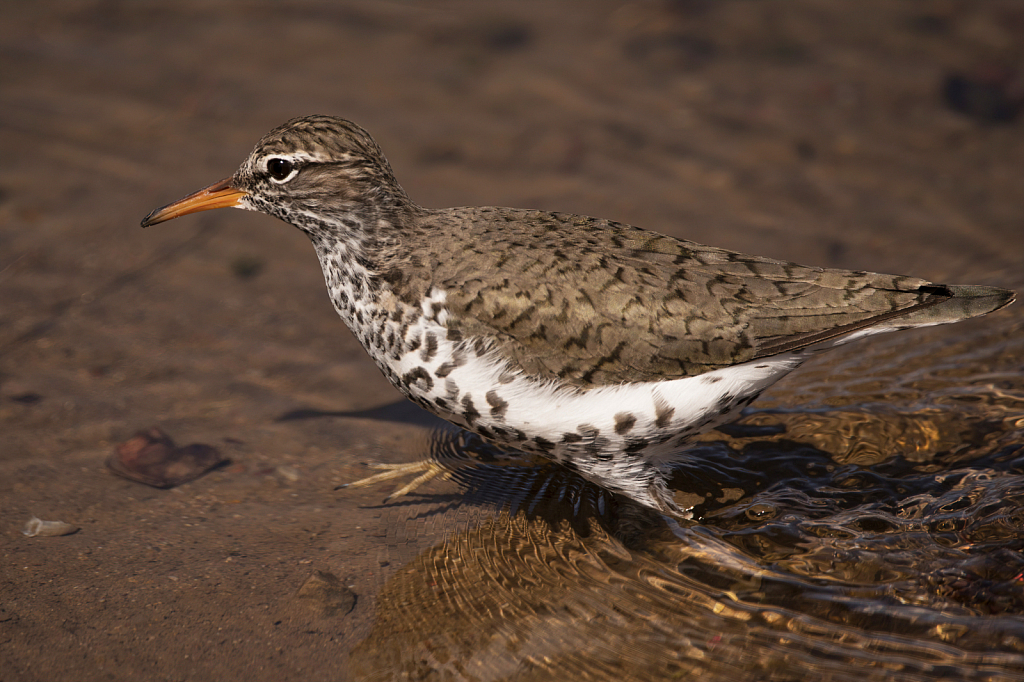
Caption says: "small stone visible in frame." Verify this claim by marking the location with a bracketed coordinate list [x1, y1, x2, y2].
[295, 570, 356, 617]
[943, 67, 1024, 124]
[107, 427, 226, 488]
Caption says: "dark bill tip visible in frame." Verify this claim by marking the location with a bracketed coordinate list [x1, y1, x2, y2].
[141, 177, 246, 227]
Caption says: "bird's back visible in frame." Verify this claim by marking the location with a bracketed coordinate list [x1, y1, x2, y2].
[377, 207, 1015, 389]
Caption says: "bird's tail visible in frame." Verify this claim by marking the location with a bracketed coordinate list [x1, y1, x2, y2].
[892, 284, 1015, 326]
[820, 283, 1015, 349]
[757, 282, 1015, 356]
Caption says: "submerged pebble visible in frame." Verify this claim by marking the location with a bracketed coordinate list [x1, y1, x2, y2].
[107, 427, 226, 488]
[295, 570, 356, 617]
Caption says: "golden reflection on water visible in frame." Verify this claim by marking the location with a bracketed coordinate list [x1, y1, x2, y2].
[351, 314, 1024, 681]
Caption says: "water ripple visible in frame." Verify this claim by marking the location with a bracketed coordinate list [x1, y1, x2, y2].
[351, 316, 1024, 680]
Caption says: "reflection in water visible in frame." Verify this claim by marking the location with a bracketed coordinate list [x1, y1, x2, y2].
[350, 318, 1024, 681]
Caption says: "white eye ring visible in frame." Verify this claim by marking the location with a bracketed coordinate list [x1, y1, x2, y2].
[265, 156, 299, 184]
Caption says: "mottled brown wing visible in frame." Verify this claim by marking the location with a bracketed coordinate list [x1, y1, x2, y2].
[423, 209, 1010, 388]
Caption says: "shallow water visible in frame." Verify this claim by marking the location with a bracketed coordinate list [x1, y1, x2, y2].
[351, 305, 1024, 681]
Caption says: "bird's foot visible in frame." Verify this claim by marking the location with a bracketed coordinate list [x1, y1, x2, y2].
[339, 460, 450, 501]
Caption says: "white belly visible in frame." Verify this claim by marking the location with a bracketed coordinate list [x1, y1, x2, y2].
[375, 289, 803, 506]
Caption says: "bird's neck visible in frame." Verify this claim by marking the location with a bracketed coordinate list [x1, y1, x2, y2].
[307, 206, 423, 352]
[310, 215, 380, 299]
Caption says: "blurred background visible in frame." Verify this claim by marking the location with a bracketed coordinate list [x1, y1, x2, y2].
[2, 2, 1023, 681]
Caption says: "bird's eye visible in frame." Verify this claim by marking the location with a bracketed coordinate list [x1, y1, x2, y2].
[266, 157, 296, 182]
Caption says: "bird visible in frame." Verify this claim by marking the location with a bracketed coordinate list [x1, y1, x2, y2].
[142, 115, 1015, 517]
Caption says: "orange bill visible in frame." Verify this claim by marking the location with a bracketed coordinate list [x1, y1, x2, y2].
[141, 177, 247, 227]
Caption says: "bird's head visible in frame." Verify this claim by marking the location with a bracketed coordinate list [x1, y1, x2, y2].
[142, 115, 413, 240]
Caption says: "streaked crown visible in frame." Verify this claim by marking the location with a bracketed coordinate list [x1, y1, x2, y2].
[232, 115, 413, 236]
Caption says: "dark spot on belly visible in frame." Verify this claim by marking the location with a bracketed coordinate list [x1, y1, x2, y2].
[532, 436, 554, 454]
[575, 424, 611, 460]
[614, 412, 636, 435]
[739, 392, 761, 406]
[445, 379, 460, 402]
[435, 361, 457, 378]
[560, 432, 583, 443]
[461, 394, 480, 425]
[701, 375, 723, 384]
[655, 399, 675, 428]
[485, 390, 508, 420]
[589, 441, 612, 460]
[420, 332, 438, 362]
[623, 437, 648, 454]
[401, 367, 433, 392]
[715, 393, 735, 412]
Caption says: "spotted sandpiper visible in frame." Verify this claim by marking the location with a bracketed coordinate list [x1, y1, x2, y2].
[142, 115, 1015, 516]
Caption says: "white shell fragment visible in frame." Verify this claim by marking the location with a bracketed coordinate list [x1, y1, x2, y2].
[277, 465, 301, 482]
[22, 516, 79, 537]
